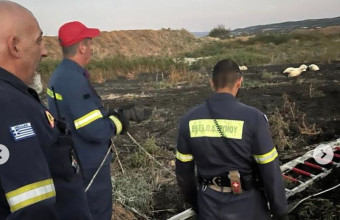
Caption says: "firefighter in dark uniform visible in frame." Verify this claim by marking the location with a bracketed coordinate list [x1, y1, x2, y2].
[176, 59, 288, 220]
[0, 2, 92, 220]
[47, 21, 140, 220]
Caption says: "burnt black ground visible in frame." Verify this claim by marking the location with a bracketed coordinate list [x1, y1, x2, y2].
[97, 61, 340, 219]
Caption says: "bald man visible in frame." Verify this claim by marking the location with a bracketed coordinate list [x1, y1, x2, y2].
[0, 1, 92, 220]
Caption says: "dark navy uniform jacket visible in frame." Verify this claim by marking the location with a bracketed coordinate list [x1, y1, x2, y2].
[47, 58, 121, 169]
[0, 67, 92, 220]
[176, 93, 288, 217]
[0, 67, 59, 219]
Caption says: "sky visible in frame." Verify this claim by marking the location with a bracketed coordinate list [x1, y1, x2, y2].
[11, 0, 340, 36]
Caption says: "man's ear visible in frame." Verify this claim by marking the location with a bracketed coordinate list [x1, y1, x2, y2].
[236, 76, 243, 88]
[78, 42, 86, 54]
[8, 36, 20, 58]
[210, 79, 216, 92]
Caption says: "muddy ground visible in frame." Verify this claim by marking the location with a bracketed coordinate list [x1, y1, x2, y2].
[96, 62, 340, 219]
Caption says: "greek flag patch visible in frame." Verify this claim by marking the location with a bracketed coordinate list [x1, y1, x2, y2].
[10, 123, 36, 141]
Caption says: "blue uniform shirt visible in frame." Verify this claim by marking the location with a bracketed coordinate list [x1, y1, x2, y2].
[0, 68, 59, 219]
[176, 93, 288, 216]
[47, 59, 121, 169]
[0, 67, 93, 220]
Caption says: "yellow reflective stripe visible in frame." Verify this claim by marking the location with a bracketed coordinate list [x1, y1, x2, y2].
[253, 147, 278, 164]
[189, 119, 244, 139]
[176, 151, 194, 162]
[5, 179, 56, 212]
[109, 115, 123, 135]
[74, 110, 103, 129]
[46, 88, 63, 100]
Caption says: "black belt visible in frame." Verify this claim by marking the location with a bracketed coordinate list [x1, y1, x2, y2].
[198, 175, 231, 187]
[198, 173, 257, 190]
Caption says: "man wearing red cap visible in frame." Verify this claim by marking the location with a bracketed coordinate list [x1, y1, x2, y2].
[47, 21, 138, 220]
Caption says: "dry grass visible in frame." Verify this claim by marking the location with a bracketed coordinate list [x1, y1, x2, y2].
[43, 29, 202, 60]
[111, 137, 177, 218]
[38, 26, 340, 86]
[269, 107, 293, 150]
[270, 94, 322, 151]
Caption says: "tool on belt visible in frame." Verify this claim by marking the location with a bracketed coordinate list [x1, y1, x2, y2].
[199, 171, 255, 194]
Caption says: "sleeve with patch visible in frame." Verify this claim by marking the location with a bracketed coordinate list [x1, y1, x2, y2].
[175, 117, 197, 208]
[0, 106, 58, 219]
[55, 80, 118, 142]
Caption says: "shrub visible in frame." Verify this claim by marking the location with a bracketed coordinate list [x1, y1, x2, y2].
[248, 33, 290, 45]
[208, 25, 231, 39]
[112, 173, 154, 215]
[290, 32, 326, 41]
[261, 70, 275, 79]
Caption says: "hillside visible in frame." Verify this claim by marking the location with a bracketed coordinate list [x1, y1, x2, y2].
[231, 16, 340, 35]
[43, 29, 202, 59]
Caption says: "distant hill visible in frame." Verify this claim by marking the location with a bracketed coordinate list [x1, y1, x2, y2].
[44, 29, 202, 59]
[231, 16, 340, 35]
[191, 32, 209, 38]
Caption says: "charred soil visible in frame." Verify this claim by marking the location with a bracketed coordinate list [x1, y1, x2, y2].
[99, 62, 340, 219]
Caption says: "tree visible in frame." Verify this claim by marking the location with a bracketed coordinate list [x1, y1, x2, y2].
[208, 25, 231, 39]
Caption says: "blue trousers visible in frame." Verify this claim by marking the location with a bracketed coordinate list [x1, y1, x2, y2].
[83, 165, 112, 220]
[54, 174, 93, 220]
[198, 186, 271, 220]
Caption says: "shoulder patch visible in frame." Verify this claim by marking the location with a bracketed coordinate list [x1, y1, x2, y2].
[10, 123, 36, 141]
[45, 111, 55, 128]
[263, 114, 268, 122]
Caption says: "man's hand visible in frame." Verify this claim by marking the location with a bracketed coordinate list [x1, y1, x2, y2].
[109, 109, 129, 134]
[119, 105, 149, 123]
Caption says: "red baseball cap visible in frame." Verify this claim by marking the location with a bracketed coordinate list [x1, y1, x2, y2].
[58, 21, 100, 47]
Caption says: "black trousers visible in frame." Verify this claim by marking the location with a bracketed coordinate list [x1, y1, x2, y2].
[197, 186, 271, 220]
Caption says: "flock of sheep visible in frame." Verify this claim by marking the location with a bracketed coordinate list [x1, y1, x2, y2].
[30, 63, 320, 95]
[239, 64, 320, 77]
[283, 64, 320, 77]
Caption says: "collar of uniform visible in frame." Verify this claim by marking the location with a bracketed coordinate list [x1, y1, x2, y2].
[62, 58, 88, 79]
[0, 67, 31, 94]
[0, 67, 41, 102]
[211, 92, 236, 101]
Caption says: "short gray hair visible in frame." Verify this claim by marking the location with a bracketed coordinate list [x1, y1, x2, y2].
[61, 38, 91, 57]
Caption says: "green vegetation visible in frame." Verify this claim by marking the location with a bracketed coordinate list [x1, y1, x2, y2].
[261, 70, 276, 79]
[38, 28, 340, 85]
[186, 36, 340, 65]
[208, 24, 231, 39]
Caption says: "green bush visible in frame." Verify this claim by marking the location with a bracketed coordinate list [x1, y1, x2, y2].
[290, 32, 326, 41]
[112, 173, 154, 215]
[208, 25, 231, 39]
[247, 33, 291, 45]
[37, 59, 60, 76]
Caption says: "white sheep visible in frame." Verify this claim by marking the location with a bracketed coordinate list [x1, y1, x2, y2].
[283, 64, 307, 74]
[287, 66, 307, 78]
[239, 66, 248, 71]
[283, 67, 295, 74]
[299, 64, 308, 69]
[28, 71, 43, 94]
[308, 64, 320, 71]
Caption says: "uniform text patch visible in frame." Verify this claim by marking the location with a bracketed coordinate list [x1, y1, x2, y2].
[189, 119, 244, 139]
